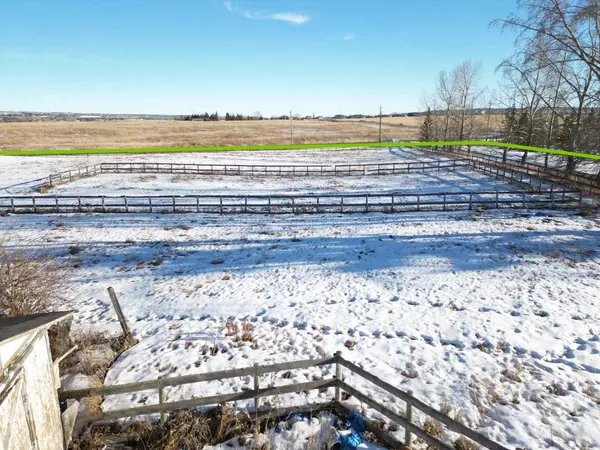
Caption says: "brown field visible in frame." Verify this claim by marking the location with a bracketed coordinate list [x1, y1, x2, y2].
[0, 119, 421, 151]
[340, 116, 424, 126]
[341, 114, 504, 130]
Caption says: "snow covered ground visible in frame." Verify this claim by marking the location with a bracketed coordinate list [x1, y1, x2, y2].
[1, 147, 599, 449]
[42, 170, 520, 197]
[0, 147, 448, 192]
[471, 146, 600, 177]
[1, 209, 599, 449]
[205, 412, 384, 450]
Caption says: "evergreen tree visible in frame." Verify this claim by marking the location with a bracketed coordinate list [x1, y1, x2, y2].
[419, 108, 434, 141]
[516, 111, 528, 145]
[502, 105, 517, 143]
[501, 105, 518, 161]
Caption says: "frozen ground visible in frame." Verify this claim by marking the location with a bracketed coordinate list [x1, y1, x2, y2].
[1, 147, 598, 448]
[205, 412, 384, 450]
[0, 147, 448, 192]
[471, 146, 600, 177]
[42, 170, 520, 197]
[1, 210, 599, 449]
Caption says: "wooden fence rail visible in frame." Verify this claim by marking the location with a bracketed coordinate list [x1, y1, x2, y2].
[0, 189, 581, 215]
[96, 159, 472, 177]
[59, 353, 509, 450]
[424, 146, 600, 194]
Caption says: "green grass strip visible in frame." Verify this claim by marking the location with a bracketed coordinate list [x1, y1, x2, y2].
[1, 140, 599, 160]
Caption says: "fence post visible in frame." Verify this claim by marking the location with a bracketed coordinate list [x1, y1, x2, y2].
[522, 192, 526, 208]
[32, 197, 37, 214]
[391, 194, 395, 213]
[417, 194, 420, 212]
[220, 197, 223, 214]
[334, 351, 342, 402]
[149, 197, 153, 213]
[158, 376, 168, 425]
[365, 194, 369, 213]
[102, 196, 105, 213]
[443, 194, 446, 212]
[550, 184, 554, 208]
[405, 390, 413, 447]
[124, 196, 128, 213]
[196, 196, 200, 213]
[340, 196, 344, 213]
[173, 196, 176, 213]
[495, 191, 499, 209]
[253, 363, 260, 412]
[107, 287, 132, 340]
[468, 193, 472, 210]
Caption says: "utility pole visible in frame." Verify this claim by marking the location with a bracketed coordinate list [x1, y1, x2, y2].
[378, 105, 383, 143]
[486, 101, 492, 141]
[290, 110, 293, 144]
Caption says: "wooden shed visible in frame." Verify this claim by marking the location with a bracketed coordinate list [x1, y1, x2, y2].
[0, 312, 74, 450]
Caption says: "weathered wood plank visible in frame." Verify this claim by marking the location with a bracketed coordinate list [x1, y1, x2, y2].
[339, 359, 509, 450]
[338, 381, 453, 450]
[61, 356, 336, 400]
[77, 378, 336, 423]
[334, 401, 406, 450]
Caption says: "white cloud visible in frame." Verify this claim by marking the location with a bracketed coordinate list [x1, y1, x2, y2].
[225, 2, 309, 24]
[343, 33, 355, 41]
[268, 13, 310, 24]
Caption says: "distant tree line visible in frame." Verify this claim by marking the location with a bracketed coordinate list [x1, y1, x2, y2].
[179, 112, 219, 121]
[178, 112, 265, 121]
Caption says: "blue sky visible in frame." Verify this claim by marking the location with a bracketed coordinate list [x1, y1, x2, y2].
[0, 0, 518, 116]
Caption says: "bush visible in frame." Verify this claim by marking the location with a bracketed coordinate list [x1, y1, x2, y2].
[0, 242, 69, 316]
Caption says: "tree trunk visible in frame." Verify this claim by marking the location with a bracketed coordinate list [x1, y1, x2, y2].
[566, 156, 576, 174]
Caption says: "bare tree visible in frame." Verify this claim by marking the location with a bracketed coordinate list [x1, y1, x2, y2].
[494, 0, 600, 82]
[0, 243, 69, 317]
[453, 60, 483, 142]
[436, 69, 457, 141]
[498, 52, 549, 163]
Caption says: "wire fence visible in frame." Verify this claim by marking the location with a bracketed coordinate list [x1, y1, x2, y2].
[0, 188, 581, 215]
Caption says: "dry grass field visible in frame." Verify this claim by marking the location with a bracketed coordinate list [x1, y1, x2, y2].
[340, 114, 504, 130]
[0, 119, 421, 150]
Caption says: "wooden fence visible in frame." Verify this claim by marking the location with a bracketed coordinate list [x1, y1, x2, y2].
[97, 159, 471, 176]
[59, 352, 510, 450]
[0, 188, 581, 215]
[40, 159, 472, 188]
[425, 146, 600, 194]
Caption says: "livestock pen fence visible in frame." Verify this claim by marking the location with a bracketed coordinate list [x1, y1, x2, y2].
[59, 352, 509, 450]
[33, 156, 581, 197]
[423, 145, 600, 194]
[39, 158, 473, 188]
[0, 188, 582, 215]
